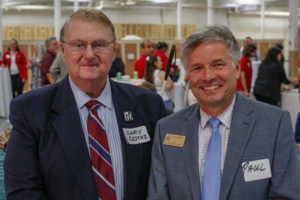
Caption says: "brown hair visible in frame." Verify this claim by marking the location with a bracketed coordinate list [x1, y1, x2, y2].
[8, 39, 20, 52]
[243, 44, 257, 58]
[60, 9, 116, 42]
[144, 55, 159, 84]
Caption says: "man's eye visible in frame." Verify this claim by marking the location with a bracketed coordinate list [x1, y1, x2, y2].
[94, 42, 105, 48]
[215, 63, 223, 67]
[74, 43, 84, 48]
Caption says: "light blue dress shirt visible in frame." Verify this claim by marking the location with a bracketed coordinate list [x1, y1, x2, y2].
[69, 76, 124, 200]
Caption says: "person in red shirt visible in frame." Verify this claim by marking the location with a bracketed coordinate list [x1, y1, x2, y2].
[153, 41, 169, 71]
[2, 38, 27, 98]
[236, 44, 257, 97]
[134, 40, 154, 78]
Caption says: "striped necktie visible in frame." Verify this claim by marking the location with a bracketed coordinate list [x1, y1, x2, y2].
[202, 117, 221, 200]
[86, 100, 116, 200]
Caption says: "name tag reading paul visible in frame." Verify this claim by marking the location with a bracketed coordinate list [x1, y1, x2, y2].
[163, 133, 186, 147]
[123, 126, 150, 144]
[242, 158, 272, 182]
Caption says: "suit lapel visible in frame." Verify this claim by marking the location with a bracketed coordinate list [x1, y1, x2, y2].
[51, 78, 98, 200]
[220, 94, 255, 200]
[182, 104, 202, 200]
[110, 80, 146, 199]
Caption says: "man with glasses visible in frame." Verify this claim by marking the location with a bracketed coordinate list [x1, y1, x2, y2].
[4, 9, 167, 200]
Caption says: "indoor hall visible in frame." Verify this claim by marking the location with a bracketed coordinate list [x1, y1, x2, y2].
[0, 0, 300, 199]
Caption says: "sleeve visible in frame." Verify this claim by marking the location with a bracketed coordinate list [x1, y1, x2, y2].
[49, 54, 61, 82]
[278, 64, 290, 84]
[147, 122, 170, 200]
[240, 56, 246, 72]
[42, 54, 54, 75]
[4, 100, 49, 199]
[2, 52, 8, 66]
[268, 111, 300, 199]
[19, 51, 28, 80]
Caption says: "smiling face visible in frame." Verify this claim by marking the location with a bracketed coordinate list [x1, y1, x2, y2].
[61, 18, 116, 95]
[186, 41, 240, 116]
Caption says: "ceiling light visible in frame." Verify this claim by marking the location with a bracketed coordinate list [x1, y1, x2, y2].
[151, 0, 176, 3]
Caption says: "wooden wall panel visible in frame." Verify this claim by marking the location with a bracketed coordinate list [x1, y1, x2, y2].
[20, 26, 34, 40]
[124, 43, 138, 77]
[3, 26, 19, 40]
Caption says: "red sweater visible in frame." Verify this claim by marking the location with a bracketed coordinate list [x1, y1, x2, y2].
[134, 54, 147, 78]
[3, 50, 27, 80]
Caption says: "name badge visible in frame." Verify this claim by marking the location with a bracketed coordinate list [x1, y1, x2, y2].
[5, 54, 10, 59]
[163, 133, 186, 147]
[242, 158, 272, 182]
[123, 126, 150, 144]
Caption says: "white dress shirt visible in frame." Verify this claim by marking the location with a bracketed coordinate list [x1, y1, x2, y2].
[198, 95, 236, 186]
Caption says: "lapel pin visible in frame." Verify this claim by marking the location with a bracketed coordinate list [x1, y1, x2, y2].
[123, 111, 134, 122]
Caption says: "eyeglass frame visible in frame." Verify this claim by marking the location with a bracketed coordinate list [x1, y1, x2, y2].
[62, 39, 115, 54]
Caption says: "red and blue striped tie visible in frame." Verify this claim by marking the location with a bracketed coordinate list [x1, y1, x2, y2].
[86, 100, 116, 200]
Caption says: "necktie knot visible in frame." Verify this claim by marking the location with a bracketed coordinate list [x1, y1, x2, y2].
[208, 117, 221, 129]
[86, 100, 100, 111]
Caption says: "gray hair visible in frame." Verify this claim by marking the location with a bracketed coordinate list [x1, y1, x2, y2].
[181, 25, 240, 68]
[60, 9, 116, 42]
[45, 36, 56, 48]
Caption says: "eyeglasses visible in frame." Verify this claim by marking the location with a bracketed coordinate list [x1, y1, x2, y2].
[63, 40, 114, 54]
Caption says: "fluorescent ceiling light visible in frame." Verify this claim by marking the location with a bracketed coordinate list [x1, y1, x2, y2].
[151, 0, 176, 3]
[236, 0, 261, 5]
[67, 0, 90, 2]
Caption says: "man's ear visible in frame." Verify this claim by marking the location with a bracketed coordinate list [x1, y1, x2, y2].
[235, 61, 241, 79]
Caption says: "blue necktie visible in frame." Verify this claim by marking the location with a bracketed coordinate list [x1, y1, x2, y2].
[202, 117, 221, 200]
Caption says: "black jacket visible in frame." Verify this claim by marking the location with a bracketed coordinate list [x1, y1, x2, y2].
[254, 61, 290, 101]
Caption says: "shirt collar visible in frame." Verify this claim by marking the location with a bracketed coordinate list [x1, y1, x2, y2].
[199, 94, 236, 129]
[68, 76, 113, 110]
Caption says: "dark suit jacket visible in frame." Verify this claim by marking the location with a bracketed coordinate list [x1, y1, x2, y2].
[147, 93, 300, 200]
[4, 76, 167, 200]
[254, 61, 290, 101]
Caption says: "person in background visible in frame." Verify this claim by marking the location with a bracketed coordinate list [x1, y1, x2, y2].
[134, 39, 154, 78]
[4, 9, 167, 200]
[50, 52, 68, 82]
[240, 36, 259, 61]
[153, 41, 169, 71]
[236, 43, 257, 97]
[29, 44, 42, 89]
[2, 38, 27, 97]
[275, 43, 284, 67]
[41, 36, 58, 86]
[147, 25, 300, 200]
[254, 47, 296, 106]
[109, 43, 125, 78]
[144, 55, 174, 113]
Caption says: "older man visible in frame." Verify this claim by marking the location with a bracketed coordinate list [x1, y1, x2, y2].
[4, 9, 167, 200]
[147, 26, 300, 200]
[41, 36, 58, 86]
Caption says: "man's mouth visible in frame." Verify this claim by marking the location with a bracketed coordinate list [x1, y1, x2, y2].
[203, 85, 220, 90]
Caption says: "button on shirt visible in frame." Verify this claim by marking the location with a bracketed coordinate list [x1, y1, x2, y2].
[69, 76, 124, 200]
[198, 95, 236, 186]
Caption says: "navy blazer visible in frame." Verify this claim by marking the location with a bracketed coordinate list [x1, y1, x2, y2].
[4, 76, 167, 200]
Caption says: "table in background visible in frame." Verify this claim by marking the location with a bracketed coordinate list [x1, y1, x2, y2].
[112, 78, 187, 112]
[281, 89, 300, 133]
[0, 68, 12, 118]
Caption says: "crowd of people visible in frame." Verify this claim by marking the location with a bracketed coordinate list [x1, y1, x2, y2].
[0, 8, 300, 200]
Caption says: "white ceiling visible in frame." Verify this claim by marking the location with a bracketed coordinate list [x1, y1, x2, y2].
[0, 0, 297, 13]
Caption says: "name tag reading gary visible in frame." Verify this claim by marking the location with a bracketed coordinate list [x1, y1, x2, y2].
[242, 158, 272, 182]
[123, 126, 150, 144]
